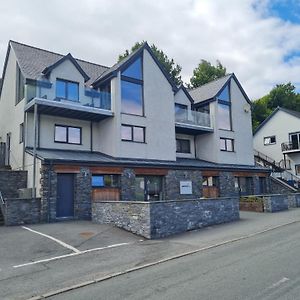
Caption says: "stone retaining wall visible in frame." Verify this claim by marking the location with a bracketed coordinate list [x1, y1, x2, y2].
[92, 197, 240, 239]
[263, 194, 289, 212]
[0, 170, 27, 198]
[1, 198, 41, 226]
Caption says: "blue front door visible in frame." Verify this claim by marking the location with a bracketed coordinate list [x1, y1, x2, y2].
[57, 174, 74, 218]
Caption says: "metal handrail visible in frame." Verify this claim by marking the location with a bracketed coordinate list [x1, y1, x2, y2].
[253, 149, 282, 170]
[281, 142, 300, 152]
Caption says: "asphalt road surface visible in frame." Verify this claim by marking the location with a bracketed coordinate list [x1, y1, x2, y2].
[49, 221, 300, 300]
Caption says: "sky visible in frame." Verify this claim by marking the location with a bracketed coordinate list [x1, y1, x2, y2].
[1, 0, 300, 100]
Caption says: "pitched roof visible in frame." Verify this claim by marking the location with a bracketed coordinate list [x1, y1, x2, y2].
[254, 106, 300, 135]
[9, 40, 109, 86]
[92, 42, 178, 91]
[188, 74, 232, 104]
[42, 53, 90, 82]
[27, 148, 268, 172]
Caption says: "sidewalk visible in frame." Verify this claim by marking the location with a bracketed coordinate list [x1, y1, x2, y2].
[166, 209, 300, 248]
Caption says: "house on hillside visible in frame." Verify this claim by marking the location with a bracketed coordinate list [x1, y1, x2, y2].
[253, 107, 300, 187]
[0, 40, 269, 225]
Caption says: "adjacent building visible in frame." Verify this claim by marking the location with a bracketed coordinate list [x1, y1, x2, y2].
[0, 40, 268, 221]
[253, 107, 300, 184]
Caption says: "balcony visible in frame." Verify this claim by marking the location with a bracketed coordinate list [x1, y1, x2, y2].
[281, 142, 300, 154]
[175, 108, 213, 135]
[24, 85, 113, 121]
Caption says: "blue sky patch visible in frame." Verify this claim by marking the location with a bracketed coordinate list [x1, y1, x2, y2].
[268, 0, 300, 24]
[284, 50, 300, 63]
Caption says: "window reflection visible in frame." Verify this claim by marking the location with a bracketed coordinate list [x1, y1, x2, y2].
[121, 81, 143, 115]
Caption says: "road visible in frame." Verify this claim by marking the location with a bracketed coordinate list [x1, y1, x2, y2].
[49, 221, 300, 300]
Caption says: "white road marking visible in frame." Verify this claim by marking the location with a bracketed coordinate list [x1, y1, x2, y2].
[22, 226, 81, 254]
[270, 277, 290, 289]
[13, 242, 133, 269]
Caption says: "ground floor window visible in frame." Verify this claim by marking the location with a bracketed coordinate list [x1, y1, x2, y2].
[91, 175, 120, 202]
[91, 175, 120, 188]
[202, 176, 220, 198]
[259, 177, 267, 194]
[135, 176, 163, 201]
[235, 176, 253, 196]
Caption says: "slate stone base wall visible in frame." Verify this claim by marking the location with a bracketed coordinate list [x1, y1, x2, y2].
[0, 170, 27, 198]
[92, 201, 150, 237]
[262, 194, 289, 212]
[40, 165, 92, 222]
[269, 177, 295, 194]
[92, 197, 240, 239]
[1, 198, 41, 226]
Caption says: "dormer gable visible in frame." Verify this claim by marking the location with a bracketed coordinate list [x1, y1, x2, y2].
[42, 53, 90, 82]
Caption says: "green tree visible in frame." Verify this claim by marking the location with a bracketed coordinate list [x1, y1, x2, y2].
[252, 82, 300, 131]
[118, 41, 182, 86]
[189, 60, 227, 88]
[251, 96, 272, 131]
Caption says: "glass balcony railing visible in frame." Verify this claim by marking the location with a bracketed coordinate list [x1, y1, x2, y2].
[175, 107, 211, 128]
[25, 83, 111, 111]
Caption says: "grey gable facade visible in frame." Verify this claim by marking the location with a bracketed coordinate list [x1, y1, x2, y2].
[0, 40, 269, 228]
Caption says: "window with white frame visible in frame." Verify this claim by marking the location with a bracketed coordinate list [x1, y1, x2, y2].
[264, 135, 276, 145]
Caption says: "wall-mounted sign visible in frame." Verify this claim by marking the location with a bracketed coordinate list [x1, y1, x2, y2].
[180, 180, 192, 195]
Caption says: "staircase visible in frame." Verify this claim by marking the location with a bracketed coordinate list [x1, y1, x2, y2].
[254, 149, 300, 190]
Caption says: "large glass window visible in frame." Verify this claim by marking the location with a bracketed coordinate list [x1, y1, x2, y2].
[16, 64, 25, 104]
[122, 57, 142, 80]
[121, 124, 145, 143]
[121, 57, 143, 116]
[218, 103, 231, 130]
[54, 125, 81, 144]
[217, 85, 230, 102]
[176, 138, 191, 153]
[56, 79, 79, 101]
[121, 81, 143, 115]
[217, 83, 232, 130]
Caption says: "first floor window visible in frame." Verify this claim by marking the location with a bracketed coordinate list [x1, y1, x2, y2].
[218, 103, 232, 130]
[54, 125, 81, 144]
[121, 125, 145, 143]
[176, 138, 191, 153]
[295, 165, 300, 175]
[92, 175, 120, 188]
[56, 79, 79, 101]
[264, 136, 276, 145]
[220, 138, 234, 152]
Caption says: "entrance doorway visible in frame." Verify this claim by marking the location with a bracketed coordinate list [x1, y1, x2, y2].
[57, 174, 74, 218]
[135, 176, 163, 201]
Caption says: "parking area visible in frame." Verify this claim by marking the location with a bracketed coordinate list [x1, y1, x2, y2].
[0, 221, 143, 271]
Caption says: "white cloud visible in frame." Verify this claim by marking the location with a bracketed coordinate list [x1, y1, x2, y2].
[1, 0, 300, 99]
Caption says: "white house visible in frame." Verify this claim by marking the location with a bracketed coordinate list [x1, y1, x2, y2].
[0, 40, 268, 221]
[253, 107, 300, 185]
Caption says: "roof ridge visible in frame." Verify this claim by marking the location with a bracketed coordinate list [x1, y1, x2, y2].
[190, 73, 232, 91]
[9, 40, 110, 69]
